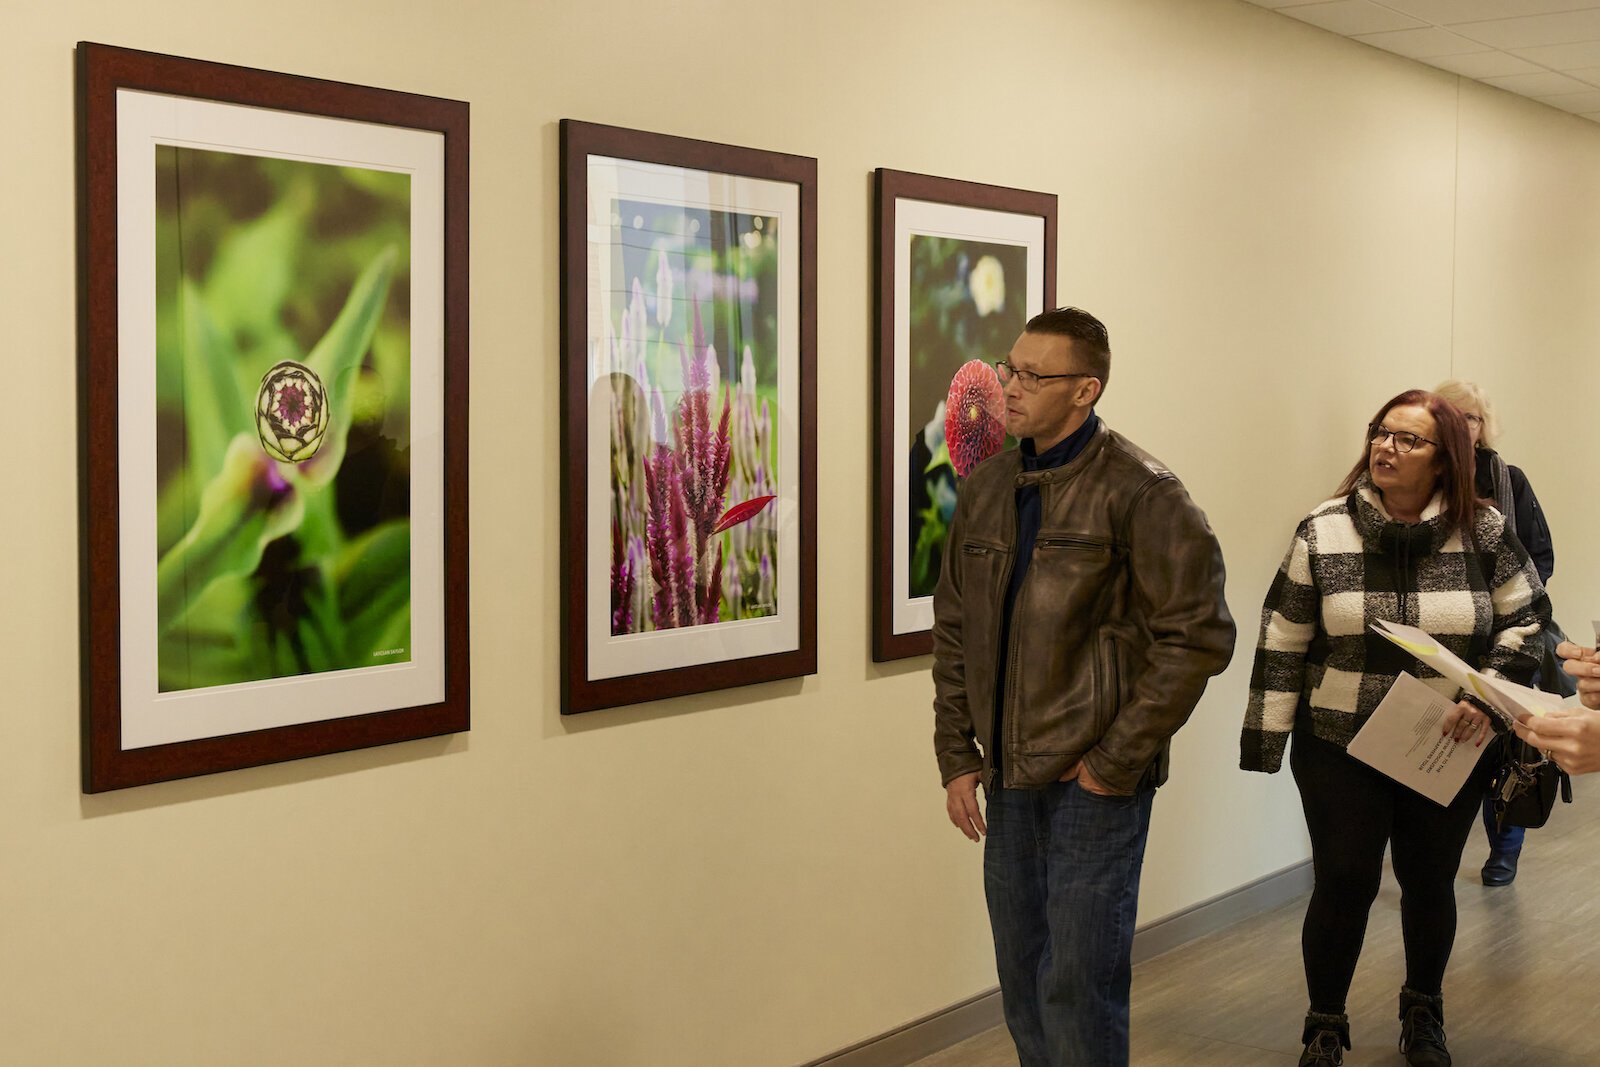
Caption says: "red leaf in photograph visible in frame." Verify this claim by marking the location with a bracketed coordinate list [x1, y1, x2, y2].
[712, 495, 776, 535]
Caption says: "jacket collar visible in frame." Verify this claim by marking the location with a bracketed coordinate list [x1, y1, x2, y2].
[1011, 420, 1111, 485]
[1350, 474, 1450, 552]
[1021, 413, 1100, 472]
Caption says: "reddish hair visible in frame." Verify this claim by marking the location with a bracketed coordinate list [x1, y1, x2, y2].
[1336, 389, 1479, 535]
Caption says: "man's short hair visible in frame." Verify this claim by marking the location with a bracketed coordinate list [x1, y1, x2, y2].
[1025, 307, 1111, 392]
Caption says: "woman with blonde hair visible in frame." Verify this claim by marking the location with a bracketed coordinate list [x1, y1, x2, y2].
[1434, 379, 1567, 887]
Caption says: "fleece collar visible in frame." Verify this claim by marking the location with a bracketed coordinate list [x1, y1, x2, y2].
[1351, 474, 1451, 554]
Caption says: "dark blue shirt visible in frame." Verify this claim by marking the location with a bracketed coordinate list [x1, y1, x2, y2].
[992, 413, 1100, 782]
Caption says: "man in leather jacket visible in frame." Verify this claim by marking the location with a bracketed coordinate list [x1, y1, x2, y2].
[932, 307, 1235, 1067]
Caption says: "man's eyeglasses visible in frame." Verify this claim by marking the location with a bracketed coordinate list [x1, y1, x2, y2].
[993, 360, 1096, 394]
[1368, 424, 1437, 453]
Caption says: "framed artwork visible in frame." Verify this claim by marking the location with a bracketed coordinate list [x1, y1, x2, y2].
[77, 43, 470, 791]
[872, 169, 1056, 661]
[560, 120, 817, 714]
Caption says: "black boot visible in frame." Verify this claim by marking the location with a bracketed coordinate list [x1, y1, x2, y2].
[1298, 1011, 1349, 1066]
[1481, 848, 1521, 886]
[1399, 987, 1451, 1067]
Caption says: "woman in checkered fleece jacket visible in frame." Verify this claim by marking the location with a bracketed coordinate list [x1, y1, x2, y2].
[1239, 389, 1550, 1067]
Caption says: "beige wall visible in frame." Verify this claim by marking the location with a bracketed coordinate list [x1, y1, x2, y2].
[6, 0, 1600, 1063]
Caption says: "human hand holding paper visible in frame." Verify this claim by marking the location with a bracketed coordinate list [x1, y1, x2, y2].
[1514, 707, 1600, 774]
[1557, 631, 1600, 713]
[1348, 672, 1491, 805]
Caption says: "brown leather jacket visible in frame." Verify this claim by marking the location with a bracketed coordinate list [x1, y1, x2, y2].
[932, 422, 1235, 794]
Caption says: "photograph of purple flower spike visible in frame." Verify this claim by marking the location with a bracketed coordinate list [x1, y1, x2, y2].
[561, 120, 817, 714]
[872, 169, 1055, 661]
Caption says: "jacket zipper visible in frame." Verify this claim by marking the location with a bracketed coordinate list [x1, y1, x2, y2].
[1036, 536, 1110, 551]
[992, 508, 1017, 793]
[999, 572, 1023, 792]
[992, 528, 1018, 794]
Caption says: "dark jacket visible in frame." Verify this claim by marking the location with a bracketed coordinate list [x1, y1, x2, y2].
[1475, 449, 1554, 584]
[931, 422, 1236, 795]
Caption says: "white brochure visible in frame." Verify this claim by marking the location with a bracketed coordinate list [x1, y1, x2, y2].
[1347, 672, 1492, 805]
[1475, 674, 1572, 721]
[1369, 620, 1577, 727]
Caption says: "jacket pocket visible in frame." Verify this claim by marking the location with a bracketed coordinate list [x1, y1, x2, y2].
[1036, 535, 1113, 554]
[1030, 536, 1118, 604]
[1095, 634, 1120, 736]
[957, 539, 1011, 606]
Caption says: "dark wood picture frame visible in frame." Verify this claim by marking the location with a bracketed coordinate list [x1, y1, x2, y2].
[872, 169, 1056, 661]
[559, 120, 817, 714]
[77, 42, 470, 791]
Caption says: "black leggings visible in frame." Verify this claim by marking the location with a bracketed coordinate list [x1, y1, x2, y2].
[1290, 729, 1493, 1013]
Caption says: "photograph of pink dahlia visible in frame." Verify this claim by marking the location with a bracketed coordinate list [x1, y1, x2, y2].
[944, 359, 1004, 477]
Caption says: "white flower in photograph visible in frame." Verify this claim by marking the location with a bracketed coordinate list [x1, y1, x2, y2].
[968, 254, 1006, 317]
[923, 400, 947, 455]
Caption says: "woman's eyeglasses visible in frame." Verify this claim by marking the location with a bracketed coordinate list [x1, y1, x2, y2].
[1368, 424, 1437, 453]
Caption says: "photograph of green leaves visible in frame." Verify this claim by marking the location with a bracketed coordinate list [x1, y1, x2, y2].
[155, 147, 412, 693]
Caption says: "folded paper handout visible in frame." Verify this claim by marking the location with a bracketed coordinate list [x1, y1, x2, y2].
[1370, 619, 1577, 727]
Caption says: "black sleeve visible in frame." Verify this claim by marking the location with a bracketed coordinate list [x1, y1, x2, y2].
[1508, 465, 1555, 584]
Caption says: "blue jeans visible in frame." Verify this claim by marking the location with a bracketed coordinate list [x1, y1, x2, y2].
[983, 781, 1156, 1067]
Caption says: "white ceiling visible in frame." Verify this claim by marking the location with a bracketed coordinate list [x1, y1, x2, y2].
[1241, 0, 1600, 122]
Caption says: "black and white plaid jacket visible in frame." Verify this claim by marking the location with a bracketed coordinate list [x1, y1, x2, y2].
[1241, 477, 1549, 773]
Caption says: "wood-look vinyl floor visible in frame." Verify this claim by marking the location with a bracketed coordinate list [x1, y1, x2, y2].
[911, 782, 1600, 1066]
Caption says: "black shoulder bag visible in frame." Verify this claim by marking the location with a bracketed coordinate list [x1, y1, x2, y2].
[1489, 735, 1573, 831]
